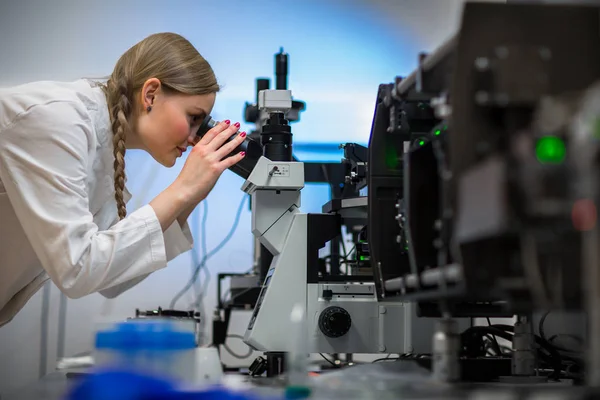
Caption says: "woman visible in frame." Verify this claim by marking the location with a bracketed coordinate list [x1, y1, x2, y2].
[0, 32, 246, 326]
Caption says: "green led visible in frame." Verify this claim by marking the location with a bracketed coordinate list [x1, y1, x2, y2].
[535, 136, 566, 164]
[384, 143, 399, 169]
[419, 140, 425, 146]
[594, 118, 600, 140]
[434, 130, 441, 136]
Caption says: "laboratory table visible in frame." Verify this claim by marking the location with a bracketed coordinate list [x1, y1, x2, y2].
[3, 370, 80, 400]
[2, 361, 581, 400]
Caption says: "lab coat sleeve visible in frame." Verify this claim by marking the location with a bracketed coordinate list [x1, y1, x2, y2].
[99, 216, 194, 298]
[164, 218, 194, 260]
[0, 101, 181, 299]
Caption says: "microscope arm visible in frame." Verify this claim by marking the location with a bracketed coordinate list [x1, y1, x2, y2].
[241, 155, 305, 259]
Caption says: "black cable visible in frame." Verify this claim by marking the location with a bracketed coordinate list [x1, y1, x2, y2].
[340, 235, 348, 263]
[549, 334, 583, 346]
[372, 353, 427, 363]
[346, 244, 356, 259]
[464, 324, 579, 380]
[548, 334, 583, 354]
[539, 311, 550, 343]
[223, 286, 256, 305]
[372, 356, 400, 363]
[487, 318, 502, 356]
[319, 353, 339, 368]
[539, 311, 583, 354]
[491, 324, 564, 379]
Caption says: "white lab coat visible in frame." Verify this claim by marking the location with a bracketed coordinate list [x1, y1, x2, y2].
[0, 79, 194, 327]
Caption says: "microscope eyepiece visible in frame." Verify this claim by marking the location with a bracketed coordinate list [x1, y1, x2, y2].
[196, 115, 219, 138]
[195, 115, 262, 180]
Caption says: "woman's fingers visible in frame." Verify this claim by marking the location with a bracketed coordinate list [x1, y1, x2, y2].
[220, 150, 246, 170]
[215, 131, 247, 160]
[207, 122, 241, 151]
[196, 120, 231, 146]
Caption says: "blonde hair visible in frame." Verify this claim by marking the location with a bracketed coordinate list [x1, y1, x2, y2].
[102, 32, 219, 219]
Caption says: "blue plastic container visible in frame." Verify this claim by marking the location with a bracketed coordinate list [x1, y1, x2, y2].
[94, 320, 196, 382]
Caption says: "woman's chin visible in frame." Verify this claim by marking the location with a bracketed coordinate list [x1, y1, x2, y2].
[163, 157, 177, 168]
[150, 153, 176, 168]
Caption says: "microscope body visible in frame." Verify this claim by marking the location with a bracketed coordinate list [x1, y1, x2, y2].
[239, 90, 448, 354]
[241, 155, 447, 354]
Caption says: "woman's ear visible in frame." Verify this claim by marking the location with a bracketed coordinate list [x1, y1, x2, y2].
[140, 78, 161, 110]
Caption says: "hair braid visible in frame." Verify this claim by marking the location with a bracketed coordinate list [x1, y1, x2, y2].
[107, 76, 133, 220]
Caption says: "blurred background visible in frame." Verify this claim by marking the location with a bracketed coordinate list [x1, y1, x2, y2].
[0, 0, 504, 395]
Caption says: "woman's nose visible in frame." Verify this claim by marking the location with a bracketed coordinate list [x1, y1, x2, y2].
[187, 133, 199, 146]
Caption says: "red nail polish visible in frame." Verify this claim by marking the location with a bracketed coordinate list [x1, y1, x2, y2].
[240, 131, 247, 138]
[224, 120, 230, 125]
[234, 122, 240, 128]
[240, 151, 246, 156]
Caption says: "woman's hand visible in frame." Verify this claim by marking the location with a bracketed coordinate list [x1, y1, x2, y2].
[174, 120, 246, 206]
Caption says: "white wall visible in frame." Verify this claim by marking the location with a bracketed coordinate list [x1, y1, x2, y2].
[0, 0, 504, 395]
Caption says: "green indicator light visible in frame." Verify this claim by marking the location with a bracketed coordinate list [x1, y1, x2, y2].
[535, 136, 566, 164]
[434, 130, 441, 136]
[385, 144, 399, 169]
[419, 140, 425, 146]
[594, 118, 600, 140]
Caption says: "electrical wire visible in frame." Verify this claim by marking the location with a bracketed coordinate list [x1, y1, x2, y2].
[487, 317, 502, 356]
[223, 334, 253, 359]
[461, 323, 583, 380]
[189, 201, 208, 301]
[342, 244, 356, 275]
[372, 353, 427, 363]
[372, 354, 397, 363]
[170, 194, 248, 309]
[195, 200, 210, 308]
[222, 286, 257, 305]
[539, 311, 583, 354]
[476, 324, 565, 379]
[548, 334, 583, 353]
[319, 353, 339, 368]
[340, 234, 348, 263]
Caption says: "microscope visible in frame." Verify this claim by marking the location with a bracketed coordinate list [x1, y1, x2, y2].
[243, 89, 450, 359]
[197, 86, 460, 373]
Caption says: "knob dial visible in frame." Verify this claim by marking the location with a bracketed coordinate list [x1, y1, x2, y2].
[318, 306, 351, 338]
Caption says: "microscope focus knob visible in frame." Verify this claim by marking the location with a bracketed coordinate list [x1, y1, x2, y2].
[318, 306, 351, 338]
